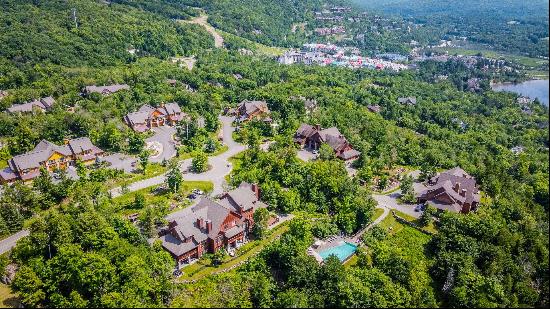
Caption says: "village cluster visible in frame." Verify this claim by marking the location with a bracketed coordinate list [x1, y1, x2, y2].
[0, 80, 485, 268]
[278, 43, 409, 71]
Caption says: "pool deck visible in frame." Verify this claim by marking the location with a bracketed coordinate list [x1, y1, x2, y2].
[307, 236, 357, 264]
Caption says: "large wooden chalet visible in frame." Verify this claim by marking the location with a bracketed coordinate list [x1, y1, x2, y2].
[294, 124, 361, 161]
[7, 96, 55, 114]
[124, 103, 187, 133]
[0, 138, 104, 184]
[229, 100, 271, 123]
[159, 183, 267, 265]
[417, 167, 481, 214]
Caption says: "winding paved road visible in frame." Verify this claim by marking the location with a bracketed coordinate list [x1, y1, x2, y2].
[110, 116, 245, 198]
[0, 229, 29, 255]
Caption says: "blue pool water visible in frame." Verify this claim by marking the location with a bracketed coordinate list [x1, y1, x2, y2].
[319, 242, 358, 262]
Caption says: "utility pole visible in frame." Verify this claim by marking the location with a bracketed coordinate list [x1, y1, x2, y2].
[72, 8, 78, 29]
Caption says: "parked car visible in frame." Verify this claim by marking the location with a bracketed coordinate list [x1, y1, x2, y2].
[192, 189, 204, 195]
[414, 205, 422, 212]
[312, 150, 319, 155]
[188, 193, 197, 200]
[173, 270, 182, 277]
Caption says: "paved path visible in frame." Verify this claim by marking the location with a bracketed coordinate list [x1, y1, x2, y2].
[146, 126, 177, 164]
[110, 116, 245, 198]
[181, 16, 224, 48]
[268, 214, 295, 230]
[0, 229, 29, 255]
[351, 206, 390, 242]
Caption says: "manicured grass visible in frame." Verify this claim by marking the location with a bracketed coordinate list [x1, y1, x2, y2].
[371, 208, 385, 222]
[178, 222, 290, 281]
[177, 145, 229, 160]
[107, 163, 168, 188]
[344, 254, 359, 268]
[225, 152, 244, 182]
[379, 211, 407, 235]
[112, 181, 213, 215]
[0, 284, 19, 308]
[379, 210, 437, 235]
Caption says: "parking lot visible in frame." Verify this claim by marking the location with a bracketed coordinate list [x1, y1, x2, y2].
[297, 148, 318, 162]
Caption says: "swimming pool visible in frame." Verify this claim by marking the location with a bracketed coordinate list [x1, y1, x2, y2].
[318, 242, 358, 262]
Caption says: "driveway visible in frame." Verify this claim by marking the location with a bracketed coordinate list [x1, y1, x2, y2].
[100, 153, 138, 174]
[110, 116, 246, 198]
[297, 149, 317, 162]
[370, 169, 429, 219]
[178, 116, 246, 196]
[146, 126, 177, 163]
[0, 229, 29, 255]
[372, 193, 421, 218]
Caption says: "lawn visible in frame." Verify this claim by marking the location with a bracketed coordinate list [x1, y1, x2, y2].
[112, 181, 213, 215]
[371, 208, 385, 222]
[178, 222, 290, 281]
[224, 152, 245, 182]
[0, 284, 19, 308]
[379, 210, 437, 235]
[107, 163, 168, 188]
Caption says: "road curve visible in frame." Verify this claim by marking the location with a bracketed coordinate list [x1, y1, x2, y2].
[110, 116, 245, 198]
[0, 229, 29, 255]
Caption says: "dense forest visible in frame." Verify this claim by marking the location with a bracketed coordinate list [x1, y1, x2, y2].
[354, 0, 550, 58]
[0, 0, 548, 308]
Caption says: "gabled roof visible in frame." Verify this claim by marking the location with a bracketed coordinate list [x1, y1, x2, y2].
[41, 96, 55, 108]
[219, 183, 267, 212]
[85, 84, 130, 94]
[164, 102, 182, 115]
[238, 100, 269, 116]
[125, 103, 184, 127]
[398, 97, 417, 105]
[419, 167, 480, 213]
[125, 111, 150, 126]
[160, 233, 199, 257]
[295, 124, 316, 138]
[339, 149, 361, 160]
[68, 137, 102, 155]
[8, 138, 102, 172]
[192, 198, 233, 238]
[7, 97, 55, 113]
[138, 104, 155, 113]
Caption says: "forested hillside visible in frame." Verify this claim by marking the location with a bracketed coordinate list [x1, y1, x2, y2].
[0, 0, 548, 308]
[354, 0, 550, 57]
[0, 0, 215, 67]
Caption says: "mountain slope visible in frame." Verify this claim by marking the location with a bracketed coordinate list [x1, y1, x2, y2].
[0, 0, 214, 66]
[353, 0, 550, 57]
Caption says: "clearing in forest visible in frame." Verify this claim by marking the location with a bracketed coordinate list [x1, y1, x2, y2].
[180, 15, 224, 48]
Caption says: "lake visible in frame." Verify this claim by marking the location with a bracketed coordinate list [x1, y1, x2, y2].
[492, 79, 549, 106]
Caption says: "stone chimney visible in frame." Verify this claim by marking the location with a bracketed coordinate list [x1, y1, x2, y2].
[460, 189, 467, 197]
[206, 219, 212, 233]
[453, 182, 460, 193]
[251, 183, 260, 199]
[461, 203, 471, 214]
[315, 124, 321, 131]
[197, 218, 204, 229]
